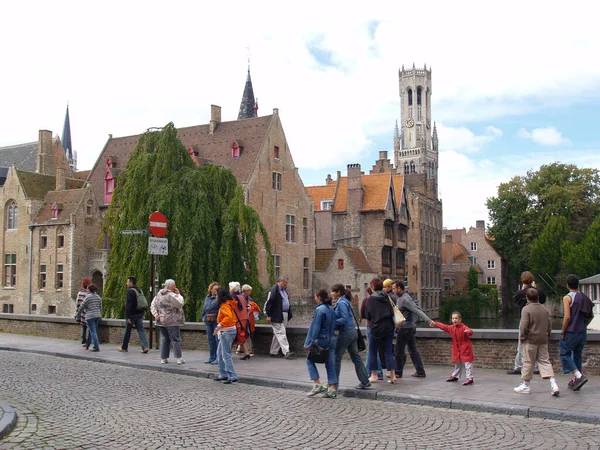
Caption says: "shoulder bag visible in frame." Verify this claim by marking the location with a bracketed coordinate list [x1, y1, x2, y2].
[308, 308, 335, 364]
[349, 304, 367, 352]
[388, 295, 406, 328]
[230, 304, 248, 345]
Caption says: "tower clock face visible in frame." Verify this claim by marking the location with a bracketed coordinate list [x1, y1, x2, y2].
[405, 117, 414, 128]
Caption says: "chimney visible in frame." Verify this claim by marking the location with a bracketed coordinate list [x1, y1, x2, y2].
[378, 150, 388, 160]
[476, 220, 485, 230]
[347, 163, 362, 189]
[36, 130, 54, 175]
[209, 105, 221, 135]
[445, 234, 453, 244]
[56, 167, 66, 190]
[273, 108, 279, 115]
[325, 174, 332, 185]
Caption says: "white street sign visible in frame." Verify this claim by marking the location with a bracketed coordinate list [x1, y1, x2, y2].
[148, 237, 168, 255]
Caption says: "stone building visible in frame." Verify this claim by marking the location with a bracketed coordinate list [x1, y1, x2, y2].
[86, 71, 315, 302]
[443, 220, 510, 308]
[307, 161, 408, 298]
[391, 65, 443, 317]
[0, 127, 103, 316]
[441, 234, 478, 295]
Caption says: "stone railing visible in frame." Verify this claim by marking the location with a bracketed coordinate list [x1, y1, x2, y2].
[1, 313, 599, 374]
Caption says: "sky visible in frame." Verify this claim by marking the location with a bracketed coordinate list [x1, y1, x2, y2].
[1, 0, 599, 229]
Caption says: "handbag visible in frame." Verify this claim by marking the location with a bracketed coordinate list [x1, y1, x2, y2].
[388, 295, 406, 328]
[349, 305, 366, 352]
[307, 308, 335, 364]
[230, 305, 248, 345]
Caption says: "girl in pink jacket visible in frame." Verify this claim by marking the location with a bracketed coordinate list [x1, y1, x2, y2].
[431, 311, 475, 385]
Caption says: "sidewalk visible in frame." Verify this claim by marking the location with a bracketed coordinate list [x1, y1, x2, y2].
[1, 332, 599, 426]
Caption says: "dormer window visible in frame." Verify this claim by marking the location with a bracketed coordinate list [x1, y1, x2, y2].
[104, 157, 117, 204]
[321, 199, 333, 211]
[231, 140, 241, 159]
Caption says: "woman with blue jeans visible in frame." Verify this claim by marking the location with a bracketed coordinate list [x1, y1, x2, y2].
[304, 289, 337, 398]
[76, 284, 102, 352]
[202, 282, 220, 364]
[214, 288, 239, 384]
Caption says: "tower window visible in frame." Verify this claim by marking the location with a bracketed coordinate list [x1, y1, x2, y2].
[404, 163, 409, 175]
[407, 89, 413, 106]
[417, 87, 422, 105]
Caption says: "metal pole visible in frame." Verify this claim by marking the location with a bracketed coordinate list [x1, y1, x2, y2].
[149, 253, 154, 349]
[154, 255, 160, 349]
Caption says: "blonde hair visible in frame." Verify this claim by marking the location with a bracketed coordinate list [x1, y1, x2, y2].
[241, 284, 252, 292]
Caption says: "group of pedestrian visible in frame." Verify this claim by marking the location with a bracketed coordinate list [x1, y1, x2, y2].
[510, 272, 594, 396]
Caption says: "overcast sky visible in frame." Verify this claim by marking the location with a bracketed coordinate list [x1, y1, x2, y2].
[2, 0, 599, 229]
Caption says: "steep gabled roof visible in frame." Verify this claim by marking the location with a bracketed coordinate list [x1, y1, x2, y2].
[345, 247, 375, 273]
[314, 247, 375, 273]
[238, 70, 257, 120]
[315, 249, 337, 271]
[329, 173, 399, 213]
[0, 141, 37, 172]
[391, 174, 405, 209]
[33, 188, 88, 224]
[306, 184, 336, 211]
[442, 242, 471, 264]
[333, 177, 348, 212]
[16, 169, 84, 199]
[88, 115, 273, 206]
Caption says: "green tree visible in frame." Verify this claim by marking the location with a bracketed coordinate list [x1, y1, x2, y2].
[101, 123, 274, 320]
[529, 216, 570, 294]
[467, 266, 479, 291]
[562, 215, 600, 280]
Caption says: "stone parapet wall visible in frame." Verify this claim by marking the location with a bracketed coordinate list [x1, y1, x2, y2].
[2, 313, 599, 374]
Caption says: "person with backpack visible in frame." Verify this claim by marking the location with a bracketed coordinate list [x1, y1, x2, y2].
[118, 276, 149, 354]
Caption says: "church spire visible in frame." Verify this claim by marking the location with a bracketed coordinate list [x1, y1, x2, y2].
[62, 105, 75, 169]
[432, 122, 438, 152]
[238, 68, 257, 120]
[393, 120, 400, 151]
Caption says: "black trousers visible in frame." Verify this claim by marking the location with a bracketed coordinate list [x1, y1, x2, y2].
[394, 326, 425, 376]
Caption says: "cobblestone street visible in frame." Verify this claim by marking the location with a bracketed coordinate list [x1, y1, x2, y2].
[1, 351, 600, 449]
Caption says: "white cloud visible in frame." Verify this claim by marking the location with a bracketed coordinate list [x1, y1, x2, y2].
[517, 127, 571, 146]
[435, 124, 502, 153]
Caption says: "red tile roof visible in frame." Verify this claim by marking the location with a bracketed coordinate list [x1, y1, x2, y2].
[306, 184, 336, 211]
[315, 249, 337, 271]
[314, 247, 375, 273]
[34, 189, 88, 224]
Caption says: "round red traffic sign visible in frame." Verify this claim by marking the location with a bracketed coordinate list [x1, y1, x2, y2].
[148, 211, 168, 237]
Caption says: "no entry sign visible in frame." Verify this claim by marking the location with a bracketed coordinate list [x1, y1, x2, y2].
[148, 211, 168, 237]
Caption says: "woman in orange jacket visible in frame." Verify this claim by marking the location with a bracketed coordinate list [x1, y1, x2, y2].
[214, 288, 239, 384]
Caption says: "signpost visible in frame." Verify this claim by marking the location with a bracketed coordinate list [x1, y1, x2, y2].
[120, 229, 148, 235]
[148, 211, 168, 350]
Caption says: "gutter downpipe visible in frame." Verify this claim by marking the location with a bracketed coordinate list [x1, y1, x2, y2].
[28, 225, 34, 314]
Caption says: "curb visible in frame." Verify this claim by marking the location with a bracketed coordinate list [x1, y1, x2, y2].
[0, 400, 17, 440]
[1, 346, 599, 424]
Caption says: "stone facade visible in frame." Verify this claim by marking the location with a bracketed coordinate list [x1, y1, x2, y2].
[443, 220, 510, 308]
[0, 131, 103, 316]
[86, 107, 315, 303]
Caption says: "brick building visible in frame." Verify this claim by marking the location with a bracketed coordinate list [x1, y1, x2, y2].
[442, 220, 510, 308]
[0, 127, 103, 316]
[86, 71, 315, 302]
[307, 159, 408, 299]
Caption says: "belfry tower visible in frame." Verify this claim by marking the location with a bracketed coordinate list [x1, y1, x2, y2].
[394, 64, 438, 199]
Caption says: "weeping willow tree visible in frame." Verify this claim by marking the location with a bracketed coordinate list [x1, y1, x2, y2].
[101, 123, 274, 320]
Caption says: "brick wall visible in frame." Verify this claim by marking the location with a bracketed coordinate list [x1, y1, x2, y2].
[2, 314, 599, 374]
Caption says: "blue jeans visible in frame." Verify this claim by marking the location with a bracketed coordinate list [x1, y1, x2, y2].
[204, 321, 218, 362]
[85, 317, 100, 351]
[367, 333, 396, 373]
[365, 327, 383, 378]
[121, 314, 148, 350]
[217, 329, 238, 381]
[159, 326, 182, 360]
[335, 328, 370, 386]
[306, 336, 338, 385]
[80, 324, 88, 345]
[560, 331, 587, 374]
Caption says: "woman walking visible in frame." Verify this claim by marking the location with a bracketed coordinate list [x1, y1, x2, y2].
[331, 284, 371, 389]
[202, 282, 220, 365]
[304, 289, 338, 398]
[364, 277, 397, 384]
[76, 284, 102, 352]
[214, 288, 239, 383]
[150, 279, 185, 365]
[75, 277, 91, 348]
[242, 284, 262, 357]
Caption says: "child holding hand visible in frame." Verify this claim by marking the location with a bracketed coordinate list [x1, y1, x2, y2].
[430, 311, 475, 385]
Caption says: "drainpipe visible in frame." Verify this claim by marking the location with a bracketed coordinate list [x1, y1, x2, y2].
[28, 225, 34, 314]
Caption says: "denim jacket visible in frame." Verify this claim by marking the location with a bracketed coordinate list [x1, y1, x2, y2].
[304, 303, 335, 348]
[334, 297, 355, 331]
[201, 295, 219, 321]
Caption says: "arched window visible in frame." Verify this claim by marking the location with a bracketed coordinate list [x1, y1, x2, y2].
[404, 163, 409, 175]
[417, 87, 422, 105]
[7, 201, 17, 230]
[407, 89, 413, 106]
[410, 162, 416, 173]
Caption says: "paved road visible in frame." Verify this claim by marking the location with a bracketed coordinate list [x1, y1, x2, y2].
[1, 351, 600, 450]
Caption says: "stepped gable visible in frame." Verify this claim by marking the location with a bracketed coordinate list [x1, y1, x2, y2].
[0, 142, 37, 172]
[88, 115, 273, 207]
[16, 169, 84, 199]
[33, 189, 88, 224]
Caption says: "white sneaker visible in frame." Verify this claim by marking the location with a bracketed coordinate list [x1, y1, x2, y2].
[306, 384, 326, 397]
[551, 386, 560, 397]
[514, 383, 531, 394]
[160, 359, 168, 364]
[177, 358, 185, 365]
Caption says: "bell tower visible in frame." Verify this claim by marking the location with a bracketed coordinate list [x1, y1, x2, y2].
[394, 64, 438, 196]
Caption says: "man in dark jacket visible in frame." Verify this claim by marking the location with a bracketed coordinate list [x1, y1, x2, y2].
[118, 276, 149, 353]
[507, 271, 546, 374]
[264, 277, 294, 358]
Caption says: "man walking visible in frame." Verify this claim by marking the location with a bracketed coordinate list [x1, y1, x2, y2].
[118, 276, 149, 353]
[392, 280, 434, 378]
[561, 274, 594, 391]
[264, 276, 294, 358]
